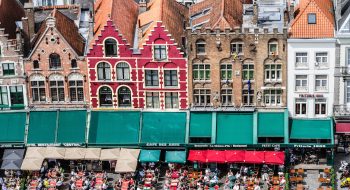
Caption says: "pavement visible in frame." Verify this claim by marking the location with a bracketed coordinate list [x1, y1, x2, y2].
[335, 152, 349, 190]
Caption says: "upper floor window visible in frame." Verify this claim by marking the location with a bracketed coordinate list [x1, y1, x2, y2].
[264, 89, 282, 106]
[264, 63, 282, 81]
[164, 70, 178, 87]
[193, 62, 210, 81]
[220, 62, 232, 81]
[2, 63, 15, 76]
[243, 89, 254, 106]
[315, 75, 328, 91]
[99, 86, 113, 107]
[33, 60, 40, 69]
[230, 39, 243, 55]
[308, 13, 316, 24]
[145, 70, 159, 87]
[0, 86, 8, 106]
[295, 75, 308, 92]
[347, 81, 350, 103]
[104, 38, 118, 57]
[193, 89, 211, 106]
[165, 92, 179, 109]
[295, 98, 307, 116]
[0, 45, 2, 57]
[295, 52, 308, 68]
[31, 80, 46, 102]
[118, 87, 131, 107]
[221, 88, 232, 106]
[71, 59, 77, 68]
[10, 86, 24, 105]
[49, 53, 61, 69]
[50, 80, 65, 102]
[268, 40, 278, 56]
[315, 52, 328, 67]
[146, 92, 160, 108]
[347, 49, 350, 65]
[242, 61, 254, 81]
[69, 80, 84, 102]
[315, 98, 326, 116]
[97, 62, 111, 80]
[116, 62, 130, 80]
[154, 45, 167, 61]
[196, 39, 206, 54]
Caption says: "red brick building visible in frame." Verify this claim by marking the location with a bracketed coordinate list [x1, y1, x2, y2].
[87, 0, 188, 110]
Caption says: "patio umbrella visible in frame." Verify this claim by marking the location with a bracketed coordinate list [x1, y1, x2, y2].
[264, 151, 285, 165]
[139, 150, 161, 162]
[244, 151, 265, 164]
[21, 158, 44, 171]
[206, 150, 226, 163]
[225, 150, 245, 163]
[188, 150, 207, 162]
[2, 149, 25, 160]
[64, 148, 86, 160]
[1, 159, 23, 170]
[115, 159, 138, 173]
[119, 148, 140, 161]
[165, 151, 186, 164]
[25, 147, 46, 159]
[45, 147, 66, 159]
[84, 148, 101, 160]
[99, 148, 120, 161]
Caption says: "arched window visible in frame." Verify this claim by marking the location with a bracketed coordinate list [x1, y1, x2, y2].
[33, 60, 39, 69]
[97, 62, 111, 80]
[242, 61, 254, 81]
[193, 60, 210, 81]
[220, 62, 232, 81]
[104, 38, 118, 57]
[49, 53, 61, 69]
[99, 86, 113, 107]
[196, 39, 206, 54]
[268, 39, 278, 55]
[264, 60, 282, 81]
[118, 86, 131, 107]
[116, 62, 130, 80]
[71, 59, 77, 68]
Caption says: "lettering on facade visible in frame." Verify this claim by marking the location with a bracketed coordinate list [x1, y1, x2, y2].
[298, 94, 324, 98]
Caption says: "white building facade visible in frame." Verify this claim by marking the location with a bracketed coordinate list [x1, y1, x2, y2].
[287, 39, 336, 118]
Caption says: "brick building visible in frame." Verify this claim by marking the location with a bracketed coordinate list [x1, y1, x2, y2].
[187, 0, 288, 110]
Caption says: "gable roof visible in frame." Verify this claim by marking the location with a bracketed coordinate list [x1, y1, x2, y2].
[137, 0, 189, 48]
[94, 0, 139, 45]
[31, 9, 85, 56]
[289, 0, 335, 38]
[0, 0, 25, 39]
[338, 0, 350, 30]
[189, 0, 243, 31]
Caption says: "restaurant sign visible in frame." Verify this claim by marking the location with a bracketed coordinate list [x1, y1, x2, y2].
[143, 143, 182, 147]
[27, 143, 84, 147]
[0, 144, 24, 148]
[298, 94, 324, 98]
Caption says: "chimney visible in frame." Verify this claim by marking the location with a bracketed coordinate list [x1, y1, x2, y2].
[15, 28, 22, 52]
[253, 2, 258, 25]
[22, 2, 35, 56]
[289, 2, 295, 21]
[139, 0, 147, 14]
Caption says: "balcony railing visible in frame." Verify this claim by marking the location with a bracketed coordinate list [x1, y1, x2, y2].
[339, 67, 350, 76]
[334, 105, 350, 117]
[295, 62, 308, 68]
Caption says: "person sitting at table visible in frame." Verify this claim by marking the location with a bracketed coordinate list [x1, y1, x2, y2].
[280, 176, 286, 187]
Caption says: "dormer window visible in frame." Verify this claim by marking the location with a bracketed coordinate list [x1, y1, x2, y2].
[49, 53, 61, 69]
[33, 60, 39, 69]
[196, 39, 206, 55]
[71, 59, 77, 68]
[104, 38, 118, 57]
[308, 13, 316, 24]
[154, 45, 167, 61]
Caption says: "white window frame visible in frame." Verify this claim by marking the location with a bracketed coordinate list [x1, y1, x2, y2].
[315, 75, 328, 92]
[221, 88, 232, 106]
[295, 98, 307, 117]
[242, 62, 254, 81]
[264, 63, 282, 82]
[153, 44, 168, 61]
[295, 52, 308, 68]
[295, 75, 308, 92]
[193, 63, 210, 81]
[264, 89, 282, 106]
[314, 98, 327, 116]
[193, 88, 211, 106]
[268, 42, 278, 55]
[315, 52, 328, 68]
[230, 41, 243, 55]
[346, 80, 350, 103]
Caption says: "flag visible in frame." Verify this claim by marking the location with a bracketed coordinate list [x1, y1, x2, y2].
[247, 79, 251, 95]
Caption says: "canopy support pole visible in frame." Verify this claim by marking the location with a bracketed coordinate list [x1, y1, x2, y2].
[284, 109, 289, 144]
[85, 110, 91, 147]
[185, 110, 190, 144]
[253, 112, 257, 144]
[24, 111, 30, 146]
[211, 112, 217, 144]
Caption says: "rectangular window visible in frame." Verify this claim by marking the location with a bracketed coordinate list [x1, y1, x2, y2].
[221, 89, 232, 105]
[164, 70, 178, 87]
[264, 64, 282, 81]
[264, 89, 282, 106]
[2, 63, 15, 76]
[315, 98, 327, 116]
[31, 81, 46, 102]
[193, 64, 210, 80]
[165, 92, 178, 109]
[145, 70, 159, 86]
[242, 63, 254, 80]
[193, 89, 211, 106]
[295, 98, 307, 116]
[315, 52, 328, 66]
[50, 81, 65, 102]
[154, 45, 167, 61]
[295, 52, 308, 68]
[146, 92, 159, 108]
[347, 81, 350, 103]
[69, 80, 84, 102]
[231, 43, 243, 54]
[0, 86, 8, 106]
[315, 75, 328, 91]
[347, 49, 350, 65]
[308, 13, 316, 24]
[196, 42, 206, 54]
[220, 64, 232, 81]
[10, 86, 24, 105]
[295, 75, 308, 91]
[269, 43, 278, 55]
[243, 90, 254, 105]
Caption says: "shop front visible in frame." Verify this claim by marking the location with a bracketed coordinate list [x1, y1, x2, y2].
[0, 112, 26, 147]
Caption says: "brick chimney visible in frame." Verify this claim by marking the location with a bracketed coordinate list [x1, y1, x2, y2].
[22, 2, 35, 56]
[252, 2, 258, 25]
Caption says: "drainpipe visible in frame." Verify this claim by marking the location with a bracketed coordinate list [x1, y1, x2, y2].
[253, 111, 258, 145]
[211, 112, 217, 144]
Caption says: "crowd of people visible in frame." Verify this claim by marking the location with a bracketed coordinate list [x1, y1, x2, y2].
[0, 170, 23, 190]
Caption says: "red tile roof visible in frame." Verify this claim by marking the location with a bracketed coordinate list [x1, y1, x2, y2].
[289, 0, 335, 38]
[189, 0, 243, 30]
[94, 0, 139, 45]
[0, 0, 25, 39]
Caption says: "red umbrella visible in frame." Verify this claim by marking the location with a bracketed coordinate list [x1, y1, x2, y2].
[206, 150, 226, 163]
[225, 150, 245, 163]
[264, 151, 285, 165]
[188, 150, 207, 162]
[244, 151, 265, 164]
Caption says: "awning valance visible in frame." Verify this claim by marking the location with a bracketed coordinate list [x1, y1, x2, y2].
[84, 148, 101, 160]
[64, 148, 86, 160]
[336, 123, 350, 133]
[0, 112, 26, 144]
[21, 158, 44, 171]
[258, 112, 285, 137]
[189, 112, 212, 138]
[225, 150, 245, 163]
[243, 151, 265, 164]
[165, 151, 186, 164]
[99, 148, 120, 161]
[290, 119, 332, 139]
[118, 148, 140, 161]
[139, 150, 161, 162]
[206, 150, 226, 163]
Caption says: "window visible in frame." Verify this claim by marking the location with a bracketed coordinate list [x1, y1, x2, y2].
[116, 62, 130, 80]
[315, 52, 328, 67]
[42, 0, 57, 6]
[193, 63, 210, 80]
[146, 92, 159, 108]
[104, 38, 118, 57]
[33, 60, 39, 69]
[264, 63, 282, 81]
[118, 87, 131, 107]
[164, 70, 178, 87]
[295, 52, 308, 67]
[230, 40, 243, 54]
[295, 75, 308, 91]
[0, 45, 2, 57]
[49, 53, 61, 69]
[10, 86, 23, 105]
[165, 92, 178, 109]
[2, 63, 15, 76]
[193, 89, 211, 106]
[315, 98, 326, 116]
[97, 62, 111, 80]
[315, 75, 327, 91]
[295, 98, 307, 116]
[50, 80, 65, 102]
[69, 80, 84, 102]
[31, 81, 46, 102]
[145, 70, 159, 86]
[308, 13, 316, 24]
[268, 41, 278, 55]
[243, 89, 254, 105]
[221, 88, 232, 105]
[71, 59, 77, 68]
[347, 81, 350, 103]
[196, 39, 206, 54]
[154, 45, 167, 61]
[0, 86, 8, 106]
[264, 89, 282, 106]
[99, 86, 113, 107]
[220, 63, 232, 81]
[347, 49, 350, 65]
[242, 62, 254, 80]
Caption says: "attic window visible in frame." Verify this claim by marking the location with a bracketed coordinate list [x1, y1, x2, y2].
[308, 13, 316, 24]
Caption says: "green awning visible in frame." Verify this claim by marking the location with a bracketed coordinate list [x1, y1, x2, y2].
[139, 150, 161, 162]
[216, 113, 254, 144]
[27, 111, 57, 144]
[57, 111, 86, 144]
[141, 112, 186, 144]
[290, 119, 332, 139]
[258, 112, 285, 137]
[165, 151, 186, 163]
[88, 111, 140, 146]
[189, 112, 212, 137]
[0, 112, 26, 144]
